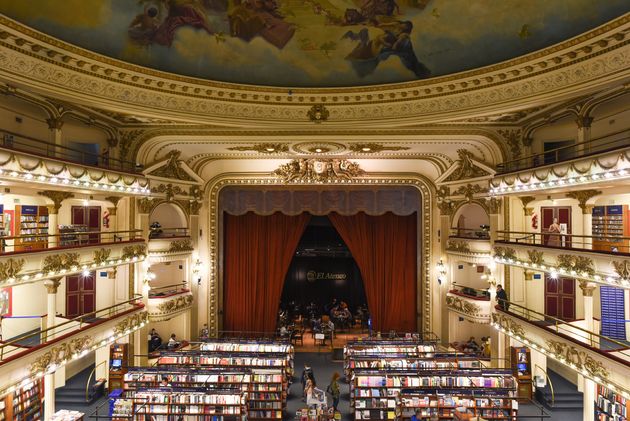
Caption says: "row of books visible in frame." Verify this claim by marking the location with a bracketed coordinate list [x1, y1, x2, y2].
[134, 391, 243, 405]
[401, 396, 515, 409]
[200, 342, 293, 354]
[355, 375, 515, 388]
[158, 355, 289, 367]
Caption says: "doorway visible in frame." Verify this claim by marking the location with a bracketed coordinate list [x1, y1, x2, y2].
[544, 275, 575, 321]
[66, 272, 96, 319]
[541, 206, 571, 247]
[71, 205, 101, 244]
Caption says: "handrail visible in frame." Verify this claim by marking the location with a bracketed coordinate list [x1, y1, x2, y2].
[148, 227, 190, 239]
[449, 227, 490, 239]
[1, 128, 141, 173]
[534, 363, 554, 407]
[85, 360, 107, 402]
[497, 298, 630, 355]
[148, 283, 189, 298]
[496, 230, 630, 253]
[496, 130, 630, 174]
[0, 294, 143, 362]
[449, 284, 491, 301]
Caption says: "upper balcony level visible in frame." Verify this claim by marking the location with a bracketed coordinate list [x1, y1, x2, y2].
[147, 228, 193, 260]
[446, 284, 492, 324]
[493, 300, 630, 396]
[491, 131, 630, 196]
[147, 283, 194, 322]
[446, 228, 492, 264]
[0, 229, 146, 287]
[0, 130, 150, 195]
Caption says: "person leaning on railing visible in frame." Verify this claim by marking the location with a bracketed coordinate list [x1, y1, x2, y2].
[496, 284, 509, 311]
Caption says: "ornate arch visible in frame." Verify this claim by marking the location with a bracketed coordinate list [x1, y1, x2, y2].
[450, 199, 490, 227]
[203, 173, 436, 335]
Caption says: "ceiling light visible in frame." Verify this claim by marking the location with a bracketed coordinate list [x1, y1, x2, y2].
[362, 147, 371, 152]
[315, 148, 322, 153]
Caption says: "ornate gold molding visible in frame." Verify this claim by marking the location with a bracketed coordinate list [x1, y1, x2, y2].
[227, 143, 289, 154]
[486, 197, 502, 215]
[93, 248, 112, 265]
[42, 253, 80, 273]
[157, 294, 193, 313]
[148, 150, 195, 182]
[137, 197, 159, 214]
[121, 245, 147, 260]
[29, 335, 92, 375]
[446, 240, 471, 253]
[151, 183, 185, 201]
[444, 150, 491, 182]
[566, 189, 602, 214]
[453, 183, 487, 201]
[307, 104, 329, 123]
[493, 246, 516, 261]
[545, 339, 609, 380]
[446, 295, 482, 317]
[437, 200, 456, 216]
[527, 250, 544, 265]
[518, 196, 536, 215]
[38, 191, 74, 213]
[578, 281, 596, 297]
[0, 258, 25, 282]
[273, 158, 363, 183]
[347, 143, 410, 154]
[114, 311, 148, 336]
[557, 254, 594, 276]
[613, 260, 630, 281]
[168, 239, 194, 253]
[44, 277, 62, 294]
[491, 313, 525, 338]
[105, 196, 122, 208]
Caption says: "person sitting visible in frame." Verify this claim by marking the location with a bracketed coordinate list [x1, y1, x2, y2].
[167, 333, 180, 349]
[464, 336, 480, 353]
[148, 328, 162, 352]
[199, 324, 209, 341]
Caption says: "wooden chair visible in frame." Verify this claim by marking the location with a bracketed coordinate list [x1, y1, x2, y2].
[291, 328, 304, 346]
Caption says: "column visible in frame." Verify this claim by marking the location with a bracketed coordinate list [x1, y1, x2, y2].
[44, 278, 61, 421]
[583, 205, 593, 250]
[46, 117, 63, 158]
[136, 198, 153, 240]
[437, 201, 453, 343]
[576, 116, 593, 155]
[583, 378, 596, 421]
[487, 198, 502, 244]
[565, 190, 600, 249]
[38, 191, 74, 248]
[579, 281, 596, 346]
[105, 196, 122, 235]
[496, 329, 506, 368]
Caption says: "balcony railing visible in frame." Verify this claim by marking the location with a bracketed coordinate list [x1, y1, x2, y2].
[449, 227, 490, 240]
[495, 130, 630, 174]
[496, 230, 630, 254]
[148, 228, 190, 239]
[497, 299, 630, 356]
[450, 284, 491, 301]
[148, 283, 189, 298]
[1, 129, 141, 173]
[0, 229, 143, 255]
[0, 295, 143, 363]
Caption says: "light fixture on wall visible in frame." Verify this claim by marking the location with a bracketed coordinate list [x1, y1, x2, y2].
[436, 260, 447, 285]
[193, 259, 203, 285]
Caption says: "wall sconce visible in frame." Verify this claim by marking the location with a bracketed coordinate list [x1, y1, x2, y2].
[193, 259, 203, 285]
[436, 260, 447, 285]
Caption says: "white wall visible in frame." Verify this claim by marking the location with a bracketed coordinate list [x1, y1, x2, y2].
[454, 203, 489, 231]
[5, 282, 46, 339]
[150, 261, 187, 289]
[150, 202, 188, 229]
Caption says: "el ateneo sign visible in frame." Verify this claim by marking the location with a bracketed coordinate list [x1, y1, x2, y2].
[306, 270, 347, 282]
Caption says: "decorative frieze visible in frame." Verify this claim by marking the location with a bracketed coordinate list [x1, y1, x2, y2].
[121, 245, 147, 260]
[307, 104, 329, 123]
[42, 252, 80, 273]
[491, 313, 525, 338]
[0, 258, 25, 281]
[527, 250, 544, 265]
[446, 295, 481, 316]
[114, 311, 148, 336]
[446, 240, 471, 253]
[347, 143, 410, 154]
[93, 248, 112, 265]
[29, 335, 92, 375]
[493, 247, 516, 261]
[273, 158, 363, 183]
[227, 143, 289, 154]
[157, 294, 193, 313]
[545, 339, 609, 380]
[168, 239, 194, 253]
[557, 254, 594, 276]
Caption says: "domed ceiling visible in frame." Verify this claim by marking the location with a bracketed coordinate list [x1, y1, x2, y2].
[1, 0, 628, 88]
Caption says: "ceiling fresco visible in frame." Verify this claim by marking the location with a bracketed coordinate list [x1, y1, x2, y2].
[1, 1, 628, 87]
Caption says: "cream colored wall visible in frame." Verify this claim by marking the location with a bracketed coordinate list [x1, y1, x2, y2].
[530, 116, 577, 154]
[5, 282, 46, 339]
[150, 202, 188, 229]
[453, 203, 489, 231]
[449, 318, 493, 344]
[151, 311, 190, 342]
[451, 261, 489, 290]
[150, 261, 186, 289]
[590, 93, 630, 139]
[0, 96, 50, 141]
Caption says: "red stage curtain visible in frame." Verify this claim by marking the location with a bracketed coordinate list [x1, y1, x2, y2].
[223, 212, 311, 333]
[328, 212, 417, 332]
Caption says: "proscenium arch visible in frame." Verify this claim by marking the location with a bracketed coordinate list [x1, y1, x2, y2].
[203, 173, 436, 336]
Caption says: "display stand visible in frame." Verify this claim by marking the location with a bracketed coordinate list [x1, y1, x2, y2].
[510, 346, 532, 400]
[109, 343, 129, 392]
[14, 205, 48, 251]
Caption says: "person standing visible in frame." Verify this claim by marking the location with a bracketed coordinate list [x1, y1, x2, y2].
[301, 363, 314, 401]
[496, 284, 509, 311]
[547, 217, 562, 247]
[327, 372, 341, 412]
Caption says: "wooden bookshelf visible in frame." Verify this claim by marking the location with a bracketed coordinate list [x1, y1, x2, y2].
[592, 205, 630, 253]
[2, 379, 43, 421]
[597, 384, 629, 421]
[399, 393, 517, 420]
[510, 346, 532, 400]
[14, 205, 48, 251]
[109, 343, 130, 392]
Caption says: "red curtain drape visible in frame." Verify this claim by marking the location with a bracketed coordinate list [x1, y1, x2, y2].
[223, 212, 311, 333]
[328, 212, 417, 332]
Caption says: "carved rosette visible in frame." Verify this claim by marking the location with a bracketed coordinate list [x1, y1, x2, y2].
[29, 335, 93, 375]
[0, 258, 26, 282]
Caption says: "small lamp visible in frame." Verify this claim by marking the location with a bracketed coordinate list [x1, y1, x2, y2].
[436, 260, 447, 285]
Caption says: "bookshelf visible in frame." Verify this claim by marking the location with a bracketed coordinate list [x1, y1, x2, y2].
[399, 392, 517, 420]
[127, 388, 247, 420]
[14, 205, 49, 251]
[124, 367, 252, 391]
[6, 379, 43, 421]
[510, 346, 532, 400]
[592, 205, 630, 252]
[597, 384, 629, 421]
[110, 343, 130, 392]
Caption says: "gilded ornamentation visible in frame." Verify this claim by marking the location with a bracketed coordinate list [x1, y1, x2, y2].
[437, 186, 450, 201]
[114, 311, 149, 336]
[177, 199, 202, 216]
[38, 191, 74, 213]
[119, 129, 145, 160]
[347, 143, 410, 154]
[151, 183, 185, 201]
[149, 150, 195, 181]
[486, 197, 502, 214]
[44, 278, 62, 294]
[227, 143, 289, 154]
[105, 196, 122, 207]
[453, 184, 487, 201]
[156, 294, 194, 313]
[93, 248, 112, 265]
[42, 253, 80, 273]
[493, 247, 516, 260]
[137, 197, 158, 214]
[0, 258, 25, 281]
[545, 339, 609, 380]
[497, 129, 523, 158]
[446, 240, 471, 253]
[518, 196, 536, 215]
[29, 336, 92, 375]
[121, 245, 147, 260]
[169, 239, 194, 253]
[557, 254, 594, 276]
[446, 295, 481, 317]
[444, 149, 490, 181]
[613, 260, 630, 281]
[491, 313, 525, 337]
[273, 158, 363, 183]
[437, 200, 456, 216]
[566, 190, 602, 213]
[527, 250, 544, 265]
[578, 281, 596, 297]
[307, 104, 329, 123]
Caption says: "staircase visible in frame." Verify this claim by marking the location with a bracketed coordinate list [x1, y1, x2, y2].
[54, 365, 96, 410]
[536, 370, 583, 414]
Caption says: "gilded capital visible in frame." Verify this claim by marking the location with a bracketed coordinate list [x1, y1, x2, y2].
[518, 196, 536, 215]
[107, 206, 117, 216]
[38, 191, 74, 213]
[578, 281, 596, 297]
[566, 189, 601, 213]
[105, 196, 122, 208]
[576, 116, 594, 129]
[44, 278, 62, 294]
[486, 197, 502, 215]
[46, 117, 64, 130]
[437, 200, 455, 216]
